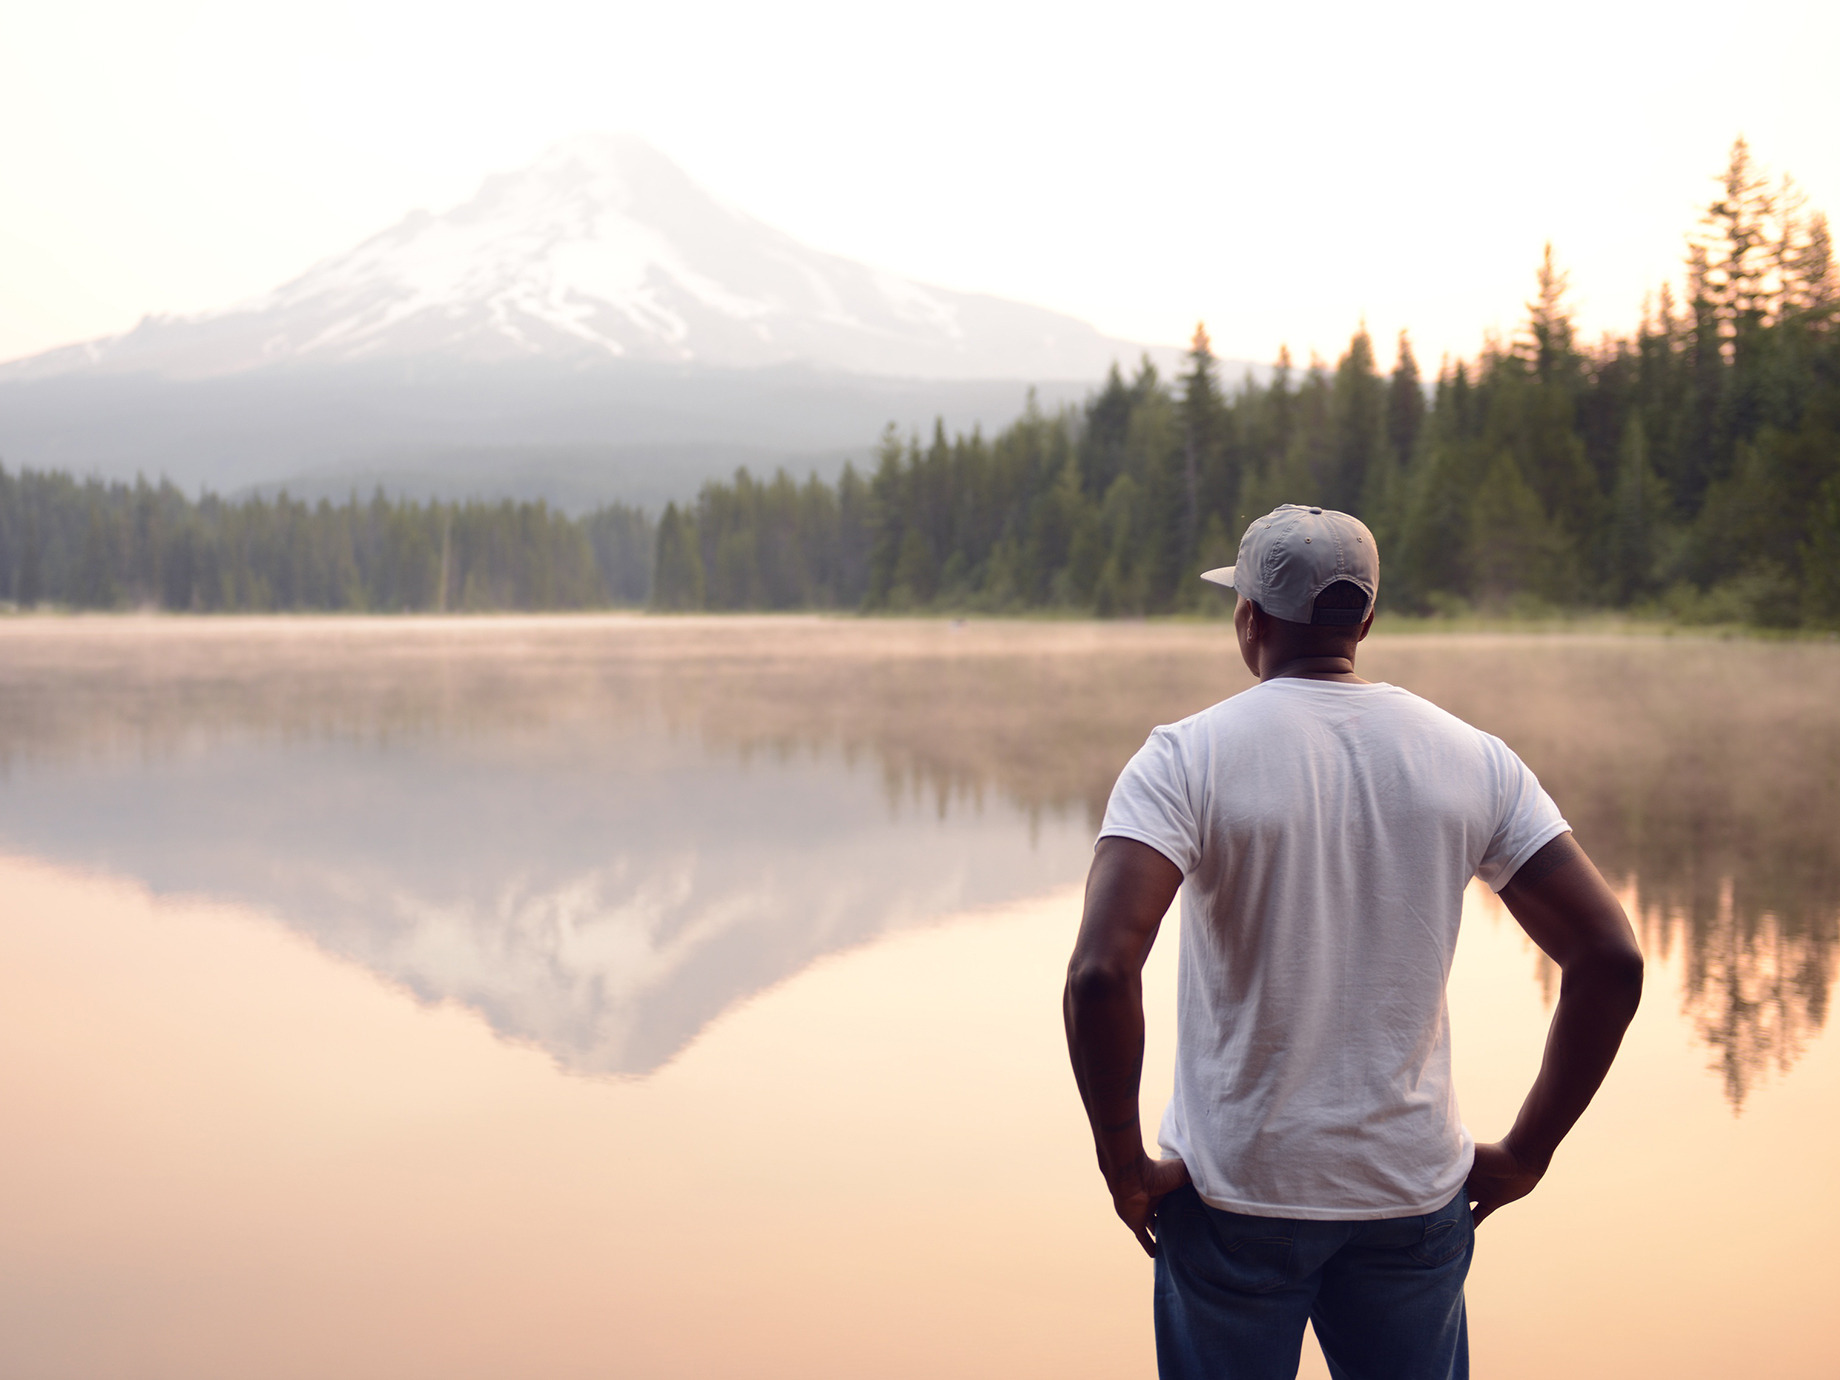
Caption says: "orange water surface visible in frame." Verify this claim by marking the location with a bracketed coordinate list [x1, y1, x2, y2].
[0, 616, 1834, 1378]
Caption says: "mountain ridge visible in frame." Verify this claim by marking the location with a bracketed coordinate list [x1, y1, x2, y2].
[0, 134, 1273, 507]
[3, 133, 1151, 383]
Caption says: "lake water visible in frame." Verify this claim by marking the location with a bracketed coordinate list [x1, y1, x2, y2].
[0, 615, 1834, 1379]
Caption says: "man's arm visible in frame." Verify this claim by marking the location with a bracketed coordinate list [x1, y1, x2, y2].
[1064, 835, 1190, 1257]
[1469, 831, 1644, 1224]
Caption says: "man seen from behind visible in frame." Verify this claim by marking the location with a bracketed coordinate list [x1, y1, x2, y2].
[1063, 503, 1643, 1379]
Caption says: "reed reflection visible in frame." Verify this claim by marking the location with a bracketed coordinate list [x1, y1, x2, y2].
[0, 617, 1832, 1102]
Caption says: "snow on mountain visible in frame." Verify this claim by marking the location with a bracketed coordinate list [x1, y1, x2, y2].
[8, 133, 1136, 381]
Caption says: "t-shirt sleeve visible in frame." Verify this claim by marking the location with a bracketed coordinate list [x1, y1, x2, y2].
[1097, 725, 1202, 875]
[1473, 734, 1571, 892]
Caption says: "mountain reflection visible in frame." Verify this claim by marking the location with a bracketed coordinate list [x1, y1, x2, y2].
[0, 620, 1099, 1076]
[0, 618, 1833, 1101]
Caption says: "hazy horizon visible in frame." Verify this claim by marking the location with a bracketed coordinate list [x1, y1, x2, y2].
[4, 0, 1836, 372]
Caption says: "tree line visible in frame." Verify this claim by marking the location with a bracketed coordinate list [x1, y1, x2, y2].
[3, 141, 1834, 626]
[656, 139, 1838, 627]
[0, 474, 654, 611]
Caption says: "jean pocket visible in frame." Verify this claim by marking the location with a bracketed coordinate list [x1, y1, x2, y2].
[1195, 1208, 1296, 1295]
[1406, 1192, 1474, 1268]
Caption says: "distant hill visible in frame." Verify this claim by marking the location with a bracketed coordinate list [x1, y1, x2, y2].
[0, 133, 1262, 506]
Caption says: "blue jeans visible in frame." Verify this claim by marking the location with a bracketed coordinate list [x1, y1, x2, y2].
[1154, 1183, 1473, 1380]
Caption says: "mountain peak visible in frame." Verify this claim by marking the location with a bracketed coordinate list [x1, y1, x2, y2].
[5, 135, 1135, 382]
[529, 129, 679, 177]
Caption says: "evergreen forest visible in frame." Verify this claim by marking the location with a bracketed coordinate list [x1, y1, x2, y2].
[3, 141, 1835, 627]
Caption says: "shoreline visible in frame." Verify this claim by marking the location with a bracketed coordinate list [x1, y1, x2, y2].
[0, 604, 1834, 644]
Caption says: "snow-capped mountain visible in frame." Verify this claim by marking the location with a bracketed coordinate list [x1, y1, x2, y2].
[10, 133, 1134, 381]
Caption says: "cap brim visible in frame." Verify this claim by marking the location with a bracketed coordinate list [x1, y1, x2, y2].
[1199, 565, 1237, 588]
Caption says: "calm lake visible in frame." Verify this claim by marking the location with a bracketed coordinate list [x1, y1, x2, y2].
[0, 615, 1835, 1379]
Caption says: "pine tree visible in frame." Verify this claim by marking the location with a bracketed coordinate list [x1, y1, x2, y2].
[1469, 450, 1564, 605]
[1787, 210, 1836, 324]
[1697, 138, 1777, 356]
[862, 426, 906, 609]
[1801, 469, 1840, 629]
[1327, 328, 1386, 514]
[1179, 322, 1223, 559]
[650, 502, 705, 611]
[1605, 415, 1668, 603]
[1083, 363, 1134, 498]
[1386, 332, 1424, 464]
[1522, 244, 1576, 381]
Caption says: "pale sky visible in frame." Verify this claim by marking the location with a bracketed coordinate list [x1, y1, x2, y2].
[3, 0, 1836, 374]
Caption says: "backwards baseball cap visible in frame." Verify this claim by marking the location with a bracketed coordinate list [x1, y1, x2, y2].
[1201, 503, 1379, 626]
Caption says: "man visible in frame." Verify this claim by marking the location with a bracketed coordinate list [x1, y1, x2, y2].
[1063, 504, 1643, 1380]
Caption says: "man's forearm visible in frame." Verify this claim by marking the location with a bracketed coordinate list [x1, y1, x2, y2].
[1503, 948, 1643, 1169]
[1065, 838, 1182, 1179]
[1063, 963, 1150, 1178]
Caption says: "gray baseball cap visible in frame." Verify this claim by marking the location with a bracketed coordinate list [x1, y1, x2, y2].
[1201, 503, 1379, 626]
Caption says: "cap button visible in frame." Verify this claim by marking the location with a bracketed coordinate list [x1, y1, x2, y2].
[1309, 506, 1322, 514]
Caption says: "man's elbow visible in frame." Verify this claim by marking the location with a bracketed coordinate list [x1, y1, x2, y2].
[1613, 944, 1646, 1007]
[1570, 938, 1645, 1016]
[1065, 955, 1135, 1009]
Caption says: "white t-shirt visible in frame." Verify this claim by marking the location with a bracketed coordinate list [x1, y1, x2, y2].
[1099, 677, 1568, 1221]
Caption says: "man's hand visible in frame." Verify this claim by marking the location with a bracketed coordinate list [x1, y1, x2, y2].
[1466, 1140, 1543, 1227]
[1107, 1152, 1192, 1257]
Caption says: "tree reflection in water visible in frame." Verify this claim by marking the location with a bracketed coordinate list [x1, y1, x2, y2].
[0, 617, 1832, 1104]
[1365, 637, 1840, 1109]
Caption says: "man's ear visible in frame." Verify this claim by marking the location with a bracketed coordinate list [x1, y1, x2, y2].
[1235, 596, 1261, 640]
[1356, 607, 1375, 642]
[1234, 596, 1265, 677]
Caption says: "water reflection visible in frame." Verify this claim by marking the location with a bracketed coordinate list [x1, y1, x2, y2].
[0, 617, 1833, 1102]
[1361, 638, 1840, 1107]
[0, 621, 1097, 1075]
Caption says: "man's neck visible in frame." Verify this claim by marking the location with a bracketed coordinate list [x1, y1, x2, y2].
[1261, 655, 1367, 683]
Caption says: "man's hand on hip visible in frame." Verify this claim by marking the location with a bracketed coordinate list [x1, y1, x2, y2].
[1465, 1140, 1543, 1226]
[1107, 1152, 1191, 1257]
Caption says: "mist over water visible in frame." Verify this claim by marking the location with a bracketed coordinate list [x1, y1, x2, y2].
[0, 617, 1833, 1100]
[0, 618, 1106, 1075]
